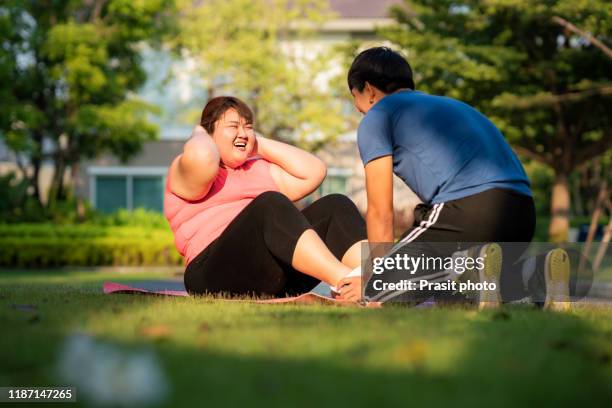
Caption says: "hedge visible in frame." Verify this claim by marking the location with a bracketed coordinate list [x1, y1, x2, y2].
[0, 224, 172, 239]
[0, 224, 183, 268]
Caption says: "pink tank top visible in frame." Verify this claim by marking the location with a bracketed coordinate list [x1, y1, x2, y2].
[164, 158, 280, 265]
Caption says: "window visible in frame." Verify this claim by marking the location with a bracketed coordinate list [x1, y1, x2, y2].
[133, 176, 164, 212]
[96, 176, 128, 214]
[89, 167, 166, 213]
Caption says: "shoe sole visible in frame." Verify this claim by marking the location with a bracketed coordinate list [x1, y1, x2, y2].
[544, 248, 571, 312]
[478, 243, 502, 310]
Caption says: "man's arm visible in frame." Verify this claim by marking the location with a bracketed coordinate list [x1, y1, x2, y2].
[337, 156, 393, 302]
[169, 126, 220, 201]
[258, 136, 327, 201]
[364, 155, 394, 243]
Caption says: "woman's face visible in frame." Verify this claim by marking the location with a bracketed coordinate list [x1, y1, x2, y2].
[211, 108, 256, 169]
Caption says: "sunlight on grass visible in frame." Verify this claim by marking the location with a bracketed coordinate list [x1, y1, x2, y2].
[1, 270, 611, 407]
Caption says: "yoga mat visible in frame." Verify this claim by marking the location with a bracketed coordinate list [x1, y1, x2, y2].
[103, 280, 382, 307]
[103, 281, 189, 297]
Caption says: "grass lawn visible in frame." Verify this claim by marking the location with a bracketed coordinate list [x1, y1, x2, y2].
[1, 269, 611, 407]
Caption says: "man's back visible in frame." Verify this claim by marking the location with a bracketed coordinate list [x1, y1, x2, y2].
[357, 90, 532, 204]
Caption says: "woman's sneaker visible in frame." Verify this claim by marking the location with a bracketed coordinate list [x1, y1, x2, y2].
[477, 243, 502, 310]
[544, 248, 571, 312]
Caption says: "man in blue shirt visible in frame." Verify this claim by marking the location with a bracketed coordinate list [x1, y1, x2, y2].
[357, 89, 532, 205]
[335, 47, 570, 311]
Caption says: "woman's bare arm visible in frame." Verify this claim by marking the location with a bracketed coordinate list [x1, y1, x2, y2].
[258, 136, 327, 201]
[169, 126, 220, 201]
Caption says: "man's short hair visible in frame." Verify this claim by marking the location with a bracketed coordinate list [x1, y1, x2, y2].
[347, 47, 415, 93]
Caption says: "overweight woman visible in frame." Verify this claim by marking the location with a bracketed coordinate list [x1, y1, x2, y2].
[164, 96, 366, 300]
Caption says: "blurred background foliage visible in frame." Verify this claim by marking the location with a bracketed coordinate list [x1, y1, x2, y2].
[173, 0, 349, 150]
[378, 0, 611, 242]
[0, 0, 173, 213]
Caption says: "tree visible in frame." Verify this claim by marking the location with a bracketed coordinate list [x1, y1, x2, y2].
[381, 0, 612, 241]
[0, 0, 175, 213]
[174, 0, 348, 150]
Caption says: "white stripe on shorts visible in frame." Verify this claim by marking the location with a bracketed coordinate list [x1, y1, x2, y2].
[400, 202, 445, 243]
[367, 202, 447, 303]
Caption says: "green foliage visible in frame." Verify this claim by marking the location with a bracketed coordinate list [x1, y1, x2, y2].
[0, 224, 167, 239]
[523, 161, 554, 215]
[0, 171, 169, 226]
[0, 177, 177, 266]
[0, 171, 96, 223]
[72, 100, 161, 162]
[0, 171, 87, 223]
[0, 223, 180, 267]
[380, 0, 611, 241]
[174, 0, 348, 150]
[533, 215, 610, 242]
[381, 0, 611, 171]
[90, 208, 170, 228]
[383, 0, 612, 166]
[0, 0, 176, 206]
[0, 172, 33, 221]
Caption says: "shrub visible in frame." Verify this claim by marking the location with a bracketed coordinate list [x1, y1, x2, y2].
[89, 208, 170, 228]
[0, 224, 182, 268]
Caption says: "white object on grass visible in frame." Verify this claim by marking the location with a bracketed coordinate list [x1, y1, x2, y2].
[57, 333, 168, 407]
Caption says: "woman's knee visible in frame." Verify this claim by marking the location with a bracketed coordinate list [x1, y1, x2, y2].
[316, 193, 360, 214]
[252, 191, 293, 208]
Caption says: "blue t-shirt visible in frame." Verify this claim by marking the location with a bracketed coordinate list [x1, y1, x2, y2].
[357, 90, 532, 204]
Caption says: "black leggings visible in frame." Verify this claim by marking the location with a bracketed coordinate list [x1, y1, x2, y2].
[184, 192, 367, 297]
[365, 188, 536, 303]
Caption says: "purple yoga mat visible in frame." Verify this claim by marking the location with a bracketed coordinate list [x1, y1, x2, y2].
[103, 280, 383, 307]
[103, 280, 189, 297]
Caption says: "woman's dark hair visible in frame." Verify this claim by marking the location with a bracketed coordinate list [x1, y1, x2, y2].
[200, 96, 254, 133]
[347, 47, 415, 93]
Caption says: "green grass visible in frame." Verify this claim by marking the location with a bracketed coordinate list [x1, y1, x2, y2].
[1, 270, 611, 407]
